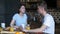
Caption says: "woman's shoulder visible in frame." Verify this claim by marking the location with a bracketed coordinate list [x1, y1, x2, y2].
[13, 13, 19, 17]
[14, 13, 19, 15]
[24, 14, 27, 18]
[24, 14, 27, 16]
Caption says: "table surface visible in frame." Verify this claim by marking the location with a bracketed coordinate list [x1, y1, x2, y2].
[0, 31, 45, 34]
[0, 31, 36, 34]
[0, 31, 18, 33]
[0, 30, 49, 34]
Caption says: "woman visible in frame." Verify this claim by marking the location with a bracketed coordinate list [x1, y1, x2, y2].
[10, 5, 27, 28]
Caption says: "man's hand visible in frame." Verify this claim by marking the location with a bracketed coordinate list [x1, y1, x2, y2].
[23, 24, 47, 33]
[23, 30, 29, 32]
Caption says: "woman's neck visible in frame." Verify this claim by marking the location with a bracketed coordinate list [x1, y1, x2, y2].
[19, 13, 24, 16]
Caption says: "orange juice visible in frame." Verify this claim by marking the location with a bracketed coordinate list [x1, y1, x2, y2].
[26, 24, 30, 30]
[15, 32, 25, 34]
[0, 27, 3, 32]
[15, 32, 20, 34]
[10, 27, 14, 32]
[26, 26, 30, 30]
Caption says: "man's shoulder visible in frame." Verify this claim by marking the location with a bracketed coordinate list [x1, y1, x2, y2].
[46, 14, 54, 19]
[47, 14, 53, 17]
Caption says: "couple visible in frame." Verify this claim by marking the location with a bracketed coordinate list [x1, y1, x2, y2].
[10, 3, 55, 34]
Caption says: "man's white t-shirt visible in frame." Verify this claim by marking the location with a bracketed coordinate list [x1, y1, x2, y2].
[43, 13, 55, 34]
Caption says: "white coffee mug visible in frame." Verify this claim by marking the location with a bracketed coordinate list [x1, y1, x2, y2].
[1, 23, 5, 28]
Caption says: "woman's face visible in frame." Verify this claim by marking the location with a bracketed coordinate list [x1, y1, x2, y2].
[19, 6, 25, 14]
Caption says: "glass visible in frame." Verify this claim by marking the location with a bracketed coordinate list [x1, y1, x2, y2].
[0, 27, 3, 32]
[26, 24, 30, 30]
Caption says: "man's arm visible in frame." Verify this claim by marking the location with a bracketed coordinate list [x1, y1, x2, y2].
[24, 24, 48, 32]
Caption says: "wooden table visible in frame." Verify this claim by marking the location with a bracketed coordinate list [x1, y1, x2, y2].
[0, 31, 48, 34]
[0, 31, 35, 34]
[0, 31, 17, 34]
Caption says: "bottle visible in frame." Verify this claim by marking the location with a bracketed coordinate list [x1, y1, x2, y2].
[26, 24, 30, 30]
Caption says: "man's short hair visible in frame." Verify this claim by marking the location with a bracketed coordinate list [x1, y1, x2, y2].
[37, 1, 47, 11]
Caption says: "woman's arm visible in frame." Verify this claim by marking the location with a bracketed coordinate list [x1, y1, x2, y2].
[10, 19, 15, 27]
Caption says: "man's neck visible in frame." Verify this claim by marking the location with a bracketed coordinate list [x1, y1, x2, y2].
[43, 11, 47, 16]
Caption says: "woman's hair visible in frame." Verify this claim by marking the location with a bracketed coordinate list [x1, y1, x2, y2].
[37, 1, 47, 11]
[17, 3, 25, 13]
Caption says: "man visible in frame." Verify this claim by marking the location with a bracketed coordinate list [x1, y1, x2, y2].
[24, 3, 55, 34]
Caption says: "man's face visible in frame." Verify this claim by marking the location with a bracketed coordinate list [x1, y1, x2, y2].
[37, 6, 44, 15]
[19, 6, 25, 14]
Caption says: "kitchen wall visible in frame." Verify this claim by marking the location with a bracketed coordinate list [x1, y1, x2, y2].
[0, 0, 5, 27]
[5, 0, 19, 27]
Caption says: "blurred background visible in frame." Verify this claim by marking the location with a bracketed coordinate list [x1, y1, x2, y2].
[0, 0, 60, 34]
